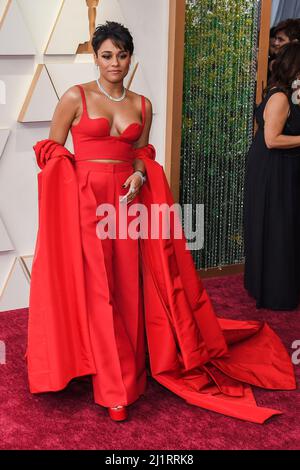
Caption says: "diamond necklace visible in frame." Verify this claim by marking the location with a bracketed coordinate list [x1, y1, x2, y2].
[96, 78, 126, 102]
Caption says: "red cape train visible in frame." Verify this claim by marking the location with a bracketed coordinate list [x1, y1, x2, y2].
[25, 138, 296, 424]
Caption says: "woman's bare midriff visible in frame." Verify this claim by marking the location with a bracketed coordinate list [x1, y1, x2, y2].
[85, 159, 129, 163]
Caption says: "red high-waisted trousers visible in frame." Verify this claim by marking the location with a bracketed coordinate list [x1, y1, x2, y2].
[74, 160, 147, 407]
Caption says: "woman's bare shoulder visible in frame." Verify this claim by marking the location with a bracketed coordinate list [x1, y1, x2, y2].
[58, 84, 83, 106]
[129, 90, 153, 116]
[267, 90, 289, 104]
[265, 91, 290, 112]
[127, 89, 151, 103]
[264, 90, 290, 122]
[143, 96, 152, 112]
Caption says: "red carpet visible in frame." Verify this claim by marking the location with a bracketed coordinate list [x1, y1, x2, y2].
[0, 273, 299, 450]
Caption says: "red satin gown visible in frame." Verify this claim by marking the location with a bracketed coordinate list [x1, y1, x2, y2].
[26, 84, 297, 424]
[71, 85, 147, 406]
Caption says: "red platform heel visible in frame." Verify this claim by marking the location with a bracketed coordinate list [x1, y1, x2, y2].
[108, 405, 127, 422]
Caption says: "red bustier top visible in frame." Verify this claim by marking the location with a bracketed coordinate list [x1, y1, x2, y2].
[70, 84, 146, 162]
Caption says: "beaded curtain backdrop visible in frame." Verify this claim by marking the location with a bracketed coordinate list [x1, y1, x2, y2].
[181, 0, 260, 269]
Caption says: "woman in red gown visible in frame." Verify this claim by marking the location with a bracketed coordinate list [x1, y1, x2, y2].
[26, 21, 296, 423]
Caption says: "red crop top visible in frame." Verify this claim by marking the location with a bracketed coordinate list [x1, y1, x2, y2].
[70, 84, 146, 163]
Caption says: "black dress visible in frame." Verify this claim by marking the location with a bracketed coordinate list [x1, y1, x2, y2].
[244, 86, 300, 310]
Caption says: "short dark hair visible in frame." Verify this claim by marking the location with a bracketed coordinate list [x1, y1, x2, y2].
[274, 18, 300, 42]
[91, 21, 134, 56]
[264, 42, 300, 98]
[270, 26, 276, 38]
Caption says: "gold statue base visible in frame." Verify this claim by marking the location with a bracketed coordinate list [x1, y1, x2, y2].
[77, 41, 94, 54]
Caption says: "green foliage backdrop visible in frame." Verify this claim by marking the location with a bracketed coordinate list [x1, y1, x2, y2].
[181, 0, 260, 269]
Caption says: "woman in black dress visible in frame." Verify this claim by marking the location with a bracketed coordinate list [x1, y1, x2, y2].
[244, 42, 300, 310]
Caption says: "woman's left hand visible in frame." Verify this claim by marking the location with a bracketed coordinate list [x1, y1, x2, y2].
[120, 172, 143, 204]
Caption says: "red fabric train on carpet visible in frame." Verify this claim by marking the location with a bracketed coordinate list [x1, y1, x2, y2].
[25, 138, 297, 424]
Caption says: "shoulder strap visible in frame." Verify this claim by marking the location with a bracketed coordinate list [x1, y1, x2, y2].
[76, 84, 87, 114]
[267, 86, 287, 98]
[141, 95, 146, 127]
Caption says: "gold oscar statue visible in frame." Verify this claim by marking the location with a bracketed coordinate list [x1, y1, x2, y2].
[77, 0, 100, 54]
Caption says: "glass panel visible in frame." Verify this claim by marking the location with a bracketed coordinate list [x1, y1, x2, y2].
[181, 0, 261, 269]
